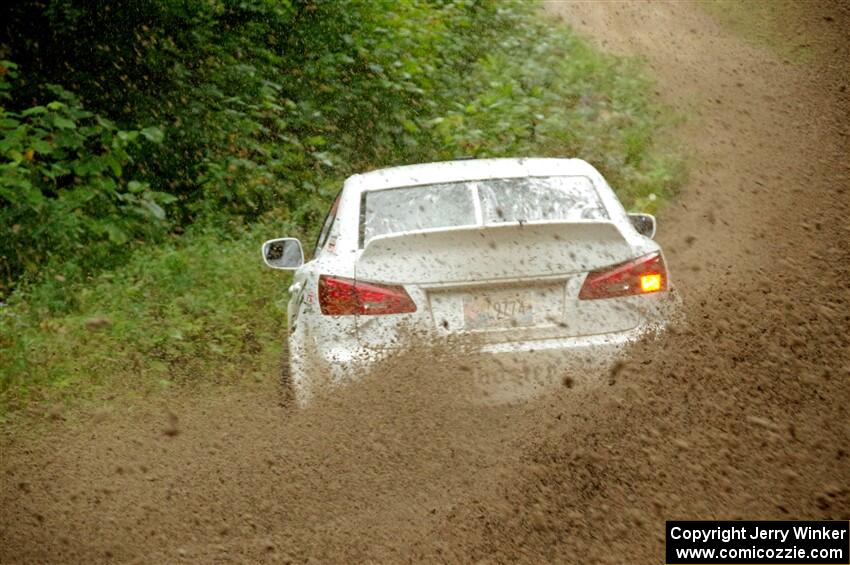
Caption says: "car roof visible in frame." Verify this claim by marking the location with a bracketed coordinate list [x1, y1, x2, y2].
[344, 158, 602, 192]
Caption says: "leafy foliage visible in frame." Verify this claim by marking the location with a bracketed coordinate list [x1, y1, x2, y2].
[0, 62, 170, 296]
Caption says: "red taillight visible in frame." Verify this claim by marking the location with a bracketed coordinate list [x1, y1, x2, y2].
[318, 275, 417, 315]
[578, 252, 667, 300]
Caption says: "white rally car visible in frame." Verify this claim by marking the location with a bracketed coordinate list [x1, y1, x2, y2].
[262, 158, 674, 405]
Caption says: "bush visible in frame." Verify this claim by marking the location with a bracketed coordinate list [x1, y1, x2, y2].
[407, 8, 684, 212]
[0, 62, 170, 298]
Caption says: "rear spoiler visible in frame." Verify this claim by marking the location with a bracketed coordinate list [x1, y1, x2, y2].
[356, 220, 636, 285]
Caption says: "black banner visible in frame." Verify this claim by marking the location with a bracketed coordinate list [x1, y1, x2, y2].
[666, 521, 849, 564]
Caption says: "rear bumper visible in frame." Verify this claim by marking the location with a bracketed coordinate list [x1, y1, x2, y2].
[478, 324, 646, 356]
[302, 322, 661, 404]
[452, 325, 656, 402]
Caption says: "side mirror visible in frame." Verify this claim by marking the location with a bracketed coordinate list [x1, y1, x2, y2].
[261, 238, 304, 270]
[628, 213, 656, 239]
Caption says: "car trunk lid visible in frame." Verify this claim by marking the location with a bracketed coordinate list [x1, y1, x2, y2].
[354, 221, 641, 345]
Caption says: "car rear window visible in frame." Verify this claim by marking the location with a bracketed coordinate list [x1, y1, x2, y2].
[361, 182, 477, 246]
[360, 175, 608, 246]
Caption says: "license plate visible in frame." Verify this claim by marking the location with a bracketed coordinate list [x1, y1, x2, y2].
[463, 292, 535, 330]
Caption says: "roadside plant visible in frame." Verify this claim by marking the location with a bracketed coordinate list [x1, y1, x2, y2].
[0, 61, 170, 299]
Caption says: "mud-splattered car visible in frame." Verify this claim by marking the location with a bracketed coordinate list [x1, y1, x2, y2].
[262, 158, 674, 405]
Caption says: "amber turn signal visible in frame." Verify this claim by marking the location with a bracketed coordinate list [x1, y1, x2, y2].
[639, 273, 662, 293]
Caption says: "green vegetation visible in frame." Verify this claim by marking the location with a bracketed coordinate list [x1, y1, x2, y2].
[0, 0, 682, 418]
[0, 224, 291, 414]
[0, 64, 171, 297]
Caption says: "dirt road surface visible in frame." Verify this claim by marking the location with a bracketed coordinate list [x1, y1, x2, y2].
[2, 1, 848, 563]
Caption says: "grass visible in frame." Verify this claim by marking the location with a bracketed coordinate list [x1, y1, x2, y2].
[0, 7, 684, 421]
[0, 222, 296, 420]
